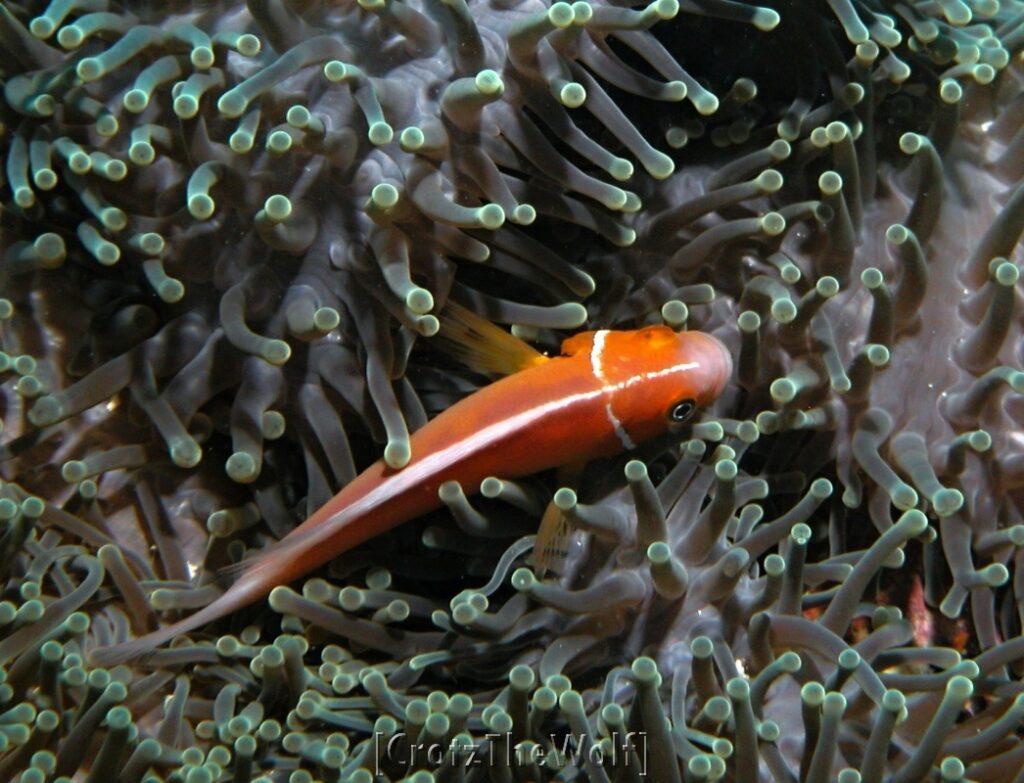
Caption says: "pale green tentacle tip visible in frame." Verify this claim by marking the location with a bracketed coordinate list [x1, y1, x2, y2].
[823, 691, 847, 715]
[511, 567, 538, 591]
[752, 7, 781, 30]
[898, 132, 929, 155]
[28, 15, 57, 39]
[800, 681, 826, 706]
[932, 488, 964, 517]
[760, 212, 786, 236]
[188, 193, 215, 220]
[570, 0, 593, 23]
[805, 477, 832, 500]
[266, 130, 293, 153]
[992, 259, 1019, 286]
[414, 314, 440, 336]
[612, 226, 637, 247]
[647, 152, 675, 180]
[885, 223, 914, 245]
[549, 2, 576, 27]
[511, 204, 536, 224]
[323, 60, 348, 82]
[756, 169, 784, 193]
[651, 0, 679, 20]
[692, 421, 724, 441]
[754, 410, 777, 434]
[259, 339, 291, 365]
[475, 69, 504, 95]
[370, 183, 400, 210]
[947, 675, 974, 700]
[980, 562, 1009, 587]
[738, 310, 761, 332]
[263, 194, 292, 222]
[75, 57, 104, 81]
[759, 720, 781, 742]
[553, 486, 577, 510]
[173, 94, 200, 119]
[61, 460, 87, 483]
[715, 459, 738, 481]
[940, 757, 965, 782]
[770, 378, 796, 403]
[157, 278, 185, 303]
[624, 459, 647, 482]
[384, 440, 411, 469]
[170, 438, 202, 468]
[631, 655, 659, 682]
[28, 395, 65, 426]
[939, 79, 963, 104]
[790, 522, 812, 546]
[558, 82, 586, 108]
[234, 33, 261, 56]
[368, 121, 394, 145]
[968, 429, 992, 451]
[608, 158, 634, 181]
[818, 170, 843, 195]
[661, 299, 688, 327]
[33, 165, 57, 190]
[478, 203, 505, 229]
[646, 541, 672, 565]
[35, 233, 66, 267]
[693, 93, 719, 116]
[771, 299, 797, 323]
[825, 120, 850, 142]
[226, 452, 258, 483]
[726, 676, 750, 702]
[405, 288, 434, 315]
[313, 307, 341, 331]
[557, 302, 588, 328]
[601, 187, 628, 211]
[891, 484, 919, 512]
[861, 267, 884, 289]
[129, 140, 156, 165]
[268, 586, 292, 613]
[217, 91, 248, 118]
[665, 80, 687, 102]
[399, 126, 425, 152]
[13, 185, 34, 209]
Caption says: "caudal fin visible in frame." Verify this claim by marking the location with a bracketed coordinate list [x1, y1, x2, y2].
[87, 592, 241, 667]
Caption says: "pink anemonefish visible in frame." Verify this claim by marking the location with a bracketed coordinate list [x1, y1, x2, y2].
[89, 303, 732, 665]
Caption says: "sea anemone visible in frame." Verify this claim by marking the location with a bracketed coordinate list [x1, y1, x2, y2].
[1, 0, 1023, 780]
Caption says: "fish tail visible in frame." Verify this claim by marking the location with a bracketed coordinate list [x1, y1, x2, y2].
[87, 577, 263, 667]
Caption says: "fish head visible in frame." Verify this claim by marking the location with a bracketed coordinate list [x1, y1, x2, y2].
[596, 326, 733, 444]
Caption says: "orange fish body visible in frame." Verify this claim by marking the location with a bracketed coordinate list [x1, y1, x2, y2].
[90, 323, 731, 665]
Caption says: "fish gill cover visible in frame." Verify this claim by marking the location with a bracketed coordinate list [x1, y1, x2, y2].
[0, 0, 1023, 780]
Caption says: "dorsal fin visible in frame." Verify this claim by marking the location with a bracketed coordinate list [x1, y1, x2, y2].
[435, 300, 549, 376]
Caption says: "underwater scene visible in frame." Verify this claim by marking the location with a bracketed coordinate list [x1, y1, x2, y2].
[1, 0, 1024, 780]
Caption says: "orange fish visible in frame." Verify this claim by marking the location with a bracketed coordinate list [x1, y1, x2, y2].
[89, 304, 731, 665]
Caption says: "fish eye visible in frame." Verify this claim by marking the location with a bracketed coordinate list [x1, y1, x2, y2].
[668, 399, 696, 423]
